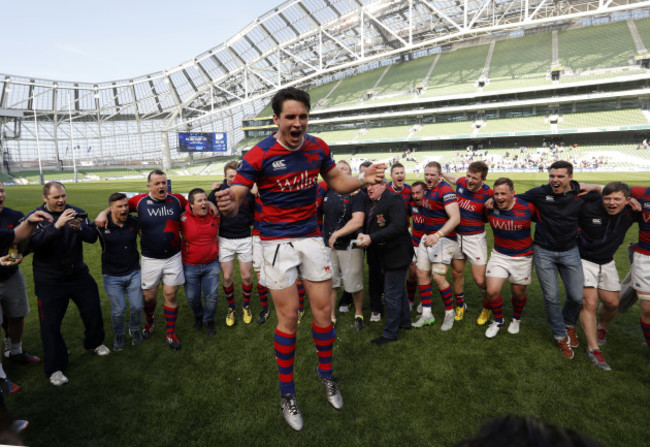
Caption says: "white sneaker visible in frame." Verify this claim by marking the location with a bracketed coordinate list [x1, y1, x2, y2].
[485, 321, 503, 339]
[369, 312, 382, 322]
[440, 309, 455, 331]
[409, 302, 413, 312]
[412, 313, 435, 328]
[416, 303, 423, 314]
[91, 344, 110, 356]
[338, 305, 349, 313]
[49, 370, 69, 386]
[508, 319, 521, 334]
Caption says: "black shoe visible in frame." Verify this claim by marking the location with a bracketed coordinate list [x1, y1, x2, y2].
[193, 317, 203, 330]
[400, 324, 413, 330]
[257, 309, 270, 325]
[206, 321, 216, 336]
[353, 316, 364, 331]
[371, 336, 396, 346]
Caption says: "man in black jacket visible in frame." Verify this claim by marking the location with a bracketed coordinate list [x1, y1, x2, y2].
[356, 180, 414, 345]
[29, 182, 108, 386]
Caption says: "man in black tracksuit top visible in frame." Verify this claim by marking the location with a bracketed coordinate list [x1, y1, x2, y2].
[516, 160, 588, 358]
[28, 182, 107, 386]
[208, 162, 256, 325]
[577, 182, 637, 370]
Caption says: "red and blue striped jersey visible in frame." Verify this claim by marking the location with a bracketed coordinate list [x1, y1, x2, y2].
[631, 186, 650, 255]
[420, 180, 458, 240]
[487, 198, 536, 257]
[128, 193, 188, 259]
[252, 195, 262, 236]
[409, 201, 427, 247]
[388, 183, 412, 211]
[455, 177, 492, 235]
[234, 134, 336, 240]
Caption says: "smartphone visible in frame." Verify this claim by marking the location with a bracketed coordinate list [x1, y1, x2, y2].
[75, 212, 88, 219]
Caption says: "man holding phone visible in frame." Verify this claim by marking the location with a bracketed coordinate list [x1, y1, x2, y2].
[29, 181, 109, 386]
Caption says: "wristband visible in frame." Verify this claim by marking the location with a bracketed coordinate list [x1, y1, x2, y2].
[358, 173, 366, 187]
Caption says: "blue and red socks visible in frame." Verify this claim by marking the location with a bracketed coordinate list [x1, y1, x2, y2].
[144, 299, 157, 325]
[419, 284, 433, 308]
[312, 322, 335, 379]
[512, 295, 527, 320]
[242, 283, 252, 307]
[440, 286, 454, 311]
[455, 291, 465, 309]
[490, 295, 504, 324]
[223, 283, 235, 309]
[274, 329, 296, 395]
[163, 305, 178, 335]
[407, 280, 417, 303]
[258, 283, 269, 311]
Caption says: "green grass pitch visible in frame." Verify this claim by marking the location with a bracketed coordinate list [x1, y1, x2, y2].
[3, 171, 649, 446]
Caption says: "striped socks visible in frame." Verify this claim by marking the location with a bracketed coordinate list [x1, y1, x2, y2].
[274, 329, 297, 396]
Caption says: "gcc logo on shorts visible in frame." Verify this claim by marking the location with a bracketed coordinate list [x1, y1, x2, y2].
[272, 160, 287, 171]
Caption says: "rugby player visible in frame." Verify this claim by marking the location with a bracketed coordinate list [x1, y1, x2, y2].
[442, 161, 493, 324]
[412, 161, 461, 331]
[577, 182, 636, 370]
[216, 87, 385, 431]
[484, 178, 535, 339]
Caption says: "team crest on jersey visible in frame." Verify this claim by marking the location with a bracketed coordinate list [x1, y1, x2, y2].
[545, 196, 554, 201]
[459, 188, 464, 194]
[376, 214, 386, 227]
[105, 229, 111, 234]
[592, 218, 602, 225]
[644, 202, 650, 209]
[181, 215, 187, 222]
[147, 200, 154, 205]
[272, 160, 287, 171]
[412, 207, 419, 214]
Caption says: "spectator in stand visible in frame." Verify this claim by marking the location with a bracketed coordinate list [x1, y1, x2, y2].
[95, 193, 144, 351]
[442, 161, 493, 325]
[577, 182, 636, 370]
[209, 161, 256, 326]
[322, 160, 366, 329]
[29, 182, 109, 386]
[181, 188, 221, 336]
[357, 179, 413, 345]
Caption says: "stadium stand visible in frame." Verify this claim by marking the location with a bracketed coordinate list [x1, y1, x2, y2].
[421, 45, 490, 97]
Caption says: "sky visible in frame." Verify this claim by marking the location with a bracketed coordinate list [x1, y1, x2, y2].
[0, 0, 273, 83]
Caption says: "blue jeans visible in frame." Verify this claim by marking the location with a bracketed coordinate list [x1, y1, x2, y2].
[183, 260, 221, 323]
[382, 266, 411, 340]
[103, 271, 144, 335]
[533, 246, 584, 340]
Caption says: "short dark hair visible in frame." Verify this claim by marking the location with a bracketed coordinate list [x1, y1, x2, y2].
[359, 161, 372, 170]
[390, 162, 405, 174]
[271, 87, 311, 117]
[43, 181, 65, 196]
[108, 192, 127, 205]
[412, 181, 426, 190]
[224, 160, 239, 175]
[493, 177, 514, 190]
[425, 161, 442, 173]
[188, 188, 206, 204]
[549, 160, 573, 176]
[148, 169, 166, 182]
[602, 181, 630, 198]
[468, 161, 488, 179]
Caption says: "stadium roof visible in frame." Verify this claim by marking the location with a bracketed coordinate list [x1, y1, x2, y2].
[1, 0, 649, 129]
